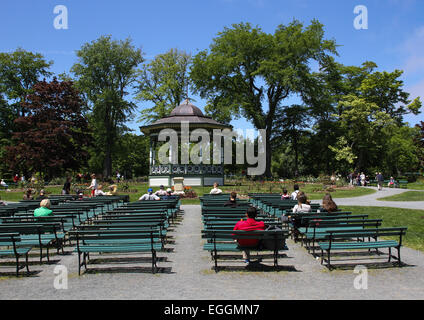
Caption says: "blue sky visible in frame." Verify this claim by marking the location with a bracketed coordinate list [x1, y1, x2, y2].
[1, 0, 423, 132]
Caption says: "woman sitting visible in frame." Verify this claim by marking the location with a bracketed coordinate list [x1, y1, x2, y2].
[292, 193, 311, 213]
[94, 185, 107, 196]
[317, 193, 338, 213]
[34, 199, 53, 217]
[281, 188, 291, 200]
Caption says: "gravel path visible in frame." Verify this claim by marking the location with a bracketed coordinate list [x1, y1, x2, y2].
[321, 187, 424, 210]
[0, 205, 423, 300]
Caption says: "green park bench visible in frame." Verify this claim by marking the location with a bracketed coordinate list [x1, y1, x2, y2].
[0, 233, 32, 276]
[298, 218, 382, 255]
[0, 223, 64, 263]
[202, 229, 289, 272]
[319, 227, 407, 270]
[69, 228, 164, 275]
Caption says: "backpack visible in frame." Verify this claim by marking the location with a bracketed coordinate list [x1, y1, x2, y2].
[261, 225, 286, 251]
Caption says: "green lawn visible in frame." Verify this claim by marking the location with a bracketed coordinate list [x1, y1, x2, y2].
[377, 191, 424, 202]
[339, 206, 424, 252]
[406, 181, 424, 190]
[0, 182, 375, 204]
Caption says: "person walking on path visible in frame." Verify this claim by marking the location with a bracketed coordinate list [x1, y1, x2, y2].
[377, 172, 384, 191]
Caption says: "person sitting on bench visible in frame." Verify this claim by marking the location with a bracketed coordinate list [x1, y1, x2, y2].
[224, 192, 238, 207]
[139, 188, 161, 201]
[233, 207, 265, 264]
[281, 188, 291, 200]
[34, 199, 53, 217]
[162, 188, 177, 200]
[317, 193, 338, 213]
[36, 189, 48, 201]
[209, 182, 223, 195]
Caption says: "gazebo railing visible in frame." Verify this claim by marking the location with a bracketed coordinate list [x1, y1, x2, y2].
[150, 164, 223, 176]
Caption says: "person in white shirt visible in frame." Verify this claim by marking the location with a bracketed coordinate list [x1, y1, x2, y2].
[87, 174, 98, 197]
[292, 193, 311, 213]
[360, 172, 366, 186]
[94, 185, 106, 196]
[0, 179, 8, 188]
[139, 188, 160, 201]
[291, 184, 300, 200]
[155, 185, 168, 197]
[209, 182, 223, 195]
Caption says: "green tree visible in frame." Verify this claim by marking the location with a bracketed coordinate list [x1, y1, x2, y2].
[113, 133, 150, 178]
[71, 35, 144, 178]
[0, 49, 53, 117]
[190, 20, 337, 177]
[136, 48, 191, 123]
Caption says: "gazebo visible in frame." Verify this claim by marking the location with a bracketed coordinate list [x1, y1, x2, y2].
[140, 99, 232, 187]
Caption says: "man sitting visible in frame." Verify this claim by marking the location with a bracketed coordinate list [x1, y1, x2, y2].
[209, 182, 223, 195]
[139, 188, 160, 201]
[233, 207, 265, 264]
[162, 188, 177, 200]
[224, 192, 238, 207]
[155, 185, 168, 196]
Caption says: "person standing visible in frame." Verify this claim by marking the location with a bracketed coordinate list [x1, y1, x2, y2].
[87, 174, 98, 197]
[62, 177, 72, 195]
[377, 172, 384, 191]
[360, 172, 366, 186]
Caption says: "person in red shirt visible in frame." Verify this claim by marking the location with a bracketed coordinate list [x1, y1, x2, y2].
[233, 206, 265, 264]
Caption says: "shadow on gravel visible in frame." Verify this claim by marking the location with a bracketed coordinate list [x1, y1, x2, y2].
[88, 256, 169, 264]
[216, 253, 290, 260]
[324, 261, 414, 271]
[213, 263, 299, 273]
[0, 270, 41, 277]
[83, 266, 173, 274]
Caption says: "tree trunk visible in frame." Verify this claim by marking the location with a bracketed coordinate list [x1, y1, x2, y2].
[265, 127, 272, 178]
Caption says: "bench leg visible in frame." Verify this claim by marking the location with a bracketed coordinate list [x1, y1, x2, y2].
[39, 247, 43, 263]
[388, 247, 392, 262]
[397, 247, 402, 266]
[214, 250, 218, 273]
[47, 247, 50, 263]
[15, 255, 20, 277]
[151, 250, 157, 274]
[327, 250, 332, 271]
[77, 251, 82, 276]
[25, 253, 30, 274]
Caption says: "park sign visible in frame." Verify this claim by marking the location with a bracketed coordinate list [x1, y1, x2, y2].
[140, 99, 266, 187]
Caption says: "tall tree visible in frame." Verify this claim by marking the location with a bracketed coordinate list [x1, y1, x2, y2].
[71, 35, 144, 177]
[190, 20, 337, 177]
[136, 48, 192, 123]
[0, 49, 53, 117]
[5, 79, 91, 178]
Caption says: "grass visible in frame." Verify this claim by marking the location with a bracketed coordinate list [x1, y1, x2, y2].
[377, 191, 424, 202]
[1, 182, 375, 205]
[406, 181, 424, 190]
[339, 206, 424, 252]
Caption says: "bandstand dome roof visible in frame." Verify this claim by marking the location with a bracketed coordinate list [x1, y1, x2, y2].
[140, 99, 232, 135]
